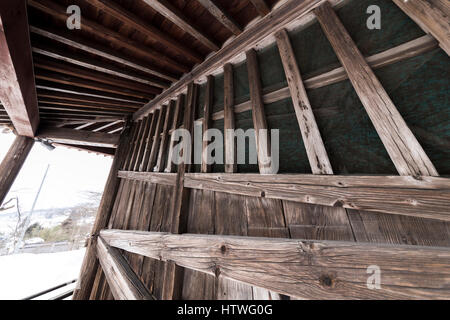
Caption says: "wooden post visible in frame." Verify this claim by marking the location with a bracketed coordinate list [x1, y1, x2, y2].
[72, 119, 132, 300]
[165, 95, 184, 173]
[201, 76, 214, 174]
[0, 135, 34, 205]
[154, 100, 174, 172]
[224, 64, 237, 173]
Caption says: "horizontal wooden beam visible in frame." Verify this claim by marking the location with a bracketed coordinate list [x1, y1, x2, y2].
[96, 237, 154, 300]
[0, 0, 39, 137]
[118, 171, 177, 186]
[133, 0, 326, 120]
[37, 127, 120, 148]
[100, 230, 450, 300]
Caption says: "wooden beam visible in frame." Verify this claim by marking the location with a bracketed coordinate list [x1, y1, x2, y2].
[315, 2, 438, 177]
[154, 101, 174, 172]
[37, 127, 120, 148]
[393, 0, 450, 55]
[142, 0, 219, 51]
[0, 136, 34, 205]
[73, 120, 132, 300]
[196, 0, 242, 35]
[133, 0, 325, 120]
[164, 95, 184, 173]
[147, 106, 166, 171]
[201, 76, 214, 173]
[246, 49, 272, 174]
[139, 112, 159, 172]
[37, 91, 142, 108]
[223, 65, 237, 173]
[275, 29, 333, 174]
[183, 173, 450, 221]
[28, 0, 189, 76]
[0, 0, 39, 137]
[101, 230, 450, 300]
[118, 171, 177, 186]
[249, 0, 271, 16]
[133, 116, 152, 172]
[96, 237, 153, 300]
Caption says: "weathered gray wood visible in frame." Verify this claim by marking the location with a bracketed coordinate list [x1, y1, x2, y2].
[201, 76, 214, 174]
[147, 106, 166, 171]
[140, 111, 159, 172]
[96, 237, 153, 300]
[197, 0, 242, 35]
[184, 173, 450, 221]
[165, 95, 184, 173]
[223, 64, 237, 173]
[154, 101, 174, 172]
[118, 171, 177, 186]
[0, 135, 34, 205]
[276, 29, 333, 175]
[0, 0, 39, 137]
[101, 230, 450, 300]
[315, 2, 438, 177]
[37, 127, 120, 148]
[393, 0, 450, 55]
[133, 116, 152, 172]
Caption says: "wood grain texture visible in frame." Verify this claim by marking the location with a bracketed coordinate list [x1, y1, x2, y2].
[315, 2, 438, 177]
[393, 0, 450, 55]
[155, 101, 174, 172]
[97, 237, 153, 300]
[37, 127, 119, 148]
[147, 106, 166, 171]
[224, 64, 237, 173]
[0, 0, 39, 137]
[0, 136, 34, 205]
[197, 0, 242, 35]
[165, 95, 184, 173]
[201, 76, 214, 174]
[101, 230, 450, 300]
[249, 0, 271, 16]
[276, 29, 333, 175]
[118, 171, 177, 186]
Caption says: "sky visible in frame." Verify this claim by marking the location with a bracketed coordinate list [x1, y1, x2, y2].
[0, 130, 112, 213]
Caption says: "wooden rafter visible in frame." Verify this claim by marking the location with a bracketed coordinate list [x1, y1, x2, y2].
[197, 0, 242, 36]
[0, 0, 39, 137]
[249, 0, 271, 16]
[37, 127, 120, 148]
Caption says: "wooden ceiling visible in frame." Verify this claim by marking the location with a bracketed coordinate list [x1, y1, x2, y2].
[19, 0, 280, 135]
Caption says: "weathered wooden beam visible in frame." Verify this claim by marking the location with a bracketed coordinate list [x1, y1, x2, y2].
[28, 0, 187, 76]
[37, 127, 120, 148]
[223, 65, 237, 173]
[139, 112, 158, 172]
[142, 0, 219, 51]
[128, 121, 144, 171]
[73, 120, 132, 300]
[276, 29, 333, 174]
[101, 230, 450, 300]
[0, 136, 34, 205]
[197, 0, 242, 35]
[393, 0, 450, 55]
[249, 0, 271, 16]
[118, 171, 177, 186]
[0, 0, 39, 137]
[183, 173, 450, 221]
[201, 76, 214, 173]
[164, 95, 184, 173]
[96, 237, 153, 300]
[133, 116, 152, 172]
[315, 2, 438, 177]
[147, 106, 166, 171]
[154, 101, 174, 172]
[89, 0, 203, 63]
[133, 0, 326, 120]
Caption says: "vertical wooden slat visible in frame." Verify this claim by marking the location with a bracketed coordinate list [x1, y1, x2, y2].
[128, 120, 144, 171]
[201, 76, 214, 174]
[147, 105, 166, 171]
[122, 123, 138, 170]
[224, 64, 237, 173]
[165, 95, 184, 173]
[314, 2, 438, 177]
[154, 100, 174, 172]
[275, 29, 333, 175]
[133, 116, 152, 172]
[140, 110, 159, 172]
[246, 49, 272, 174]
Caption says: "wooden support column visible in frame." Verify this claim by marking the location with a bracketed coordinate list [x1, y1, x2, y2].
[201, 76, 214, 174]
[133, 116, 152, 172]
[0, 135, 34, 205]
[128, 120, 144, 171]
[147, 105, 166, 171]
[315, 2, 438, 177]
[165, 95, 184, 173]
[140, 111, 159, 172]
[393, 0, 450, 55]
[275, 29, 333, 175]
[246, 49, 273, 174]
[162, 83, 197, 300]
[0, 0, 39, 137]
[155, 101, 174, 172]
[223, 64, 237, 173]
[73, 119, 132, 300]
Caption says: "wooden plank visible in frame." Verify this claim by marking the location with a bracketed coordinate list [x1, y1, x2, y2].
[101, 230, 450, 300]
[142, 0, 219, 51]
[0, 0, 39, 137]
[249, 0, 271, 16]
[73, 120, 132, 300]
[246, 49, 272, 174]
[0, 136, 34, 205]
[133, 116, 152, 172]
[184, 173, 450, 221]
[37, 127, 120, 148]
[275, 29, 333, 175]
[196, 0, 242, 35]
[154, 101, 174, 172]
[88, 0, 202, 63]
[118, 171, 177, 186]
[201, 76, 214, 174]
[314, 2, 438, 177]
[147, 106, 166, 171]
[393, 0, 450, 55]
[224, 64, 237, 173]
[164, 95, 184, 173]
[97, 237, 153, 300]
[133, 0, 326, 120]
[127, 121, 144, 171]
[28, 0, 188, 76]
[139, 111, 159, 172]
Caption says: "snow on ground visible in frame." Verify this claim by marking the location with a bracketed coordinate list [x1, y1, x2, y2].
[0, 249, 85, 300]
